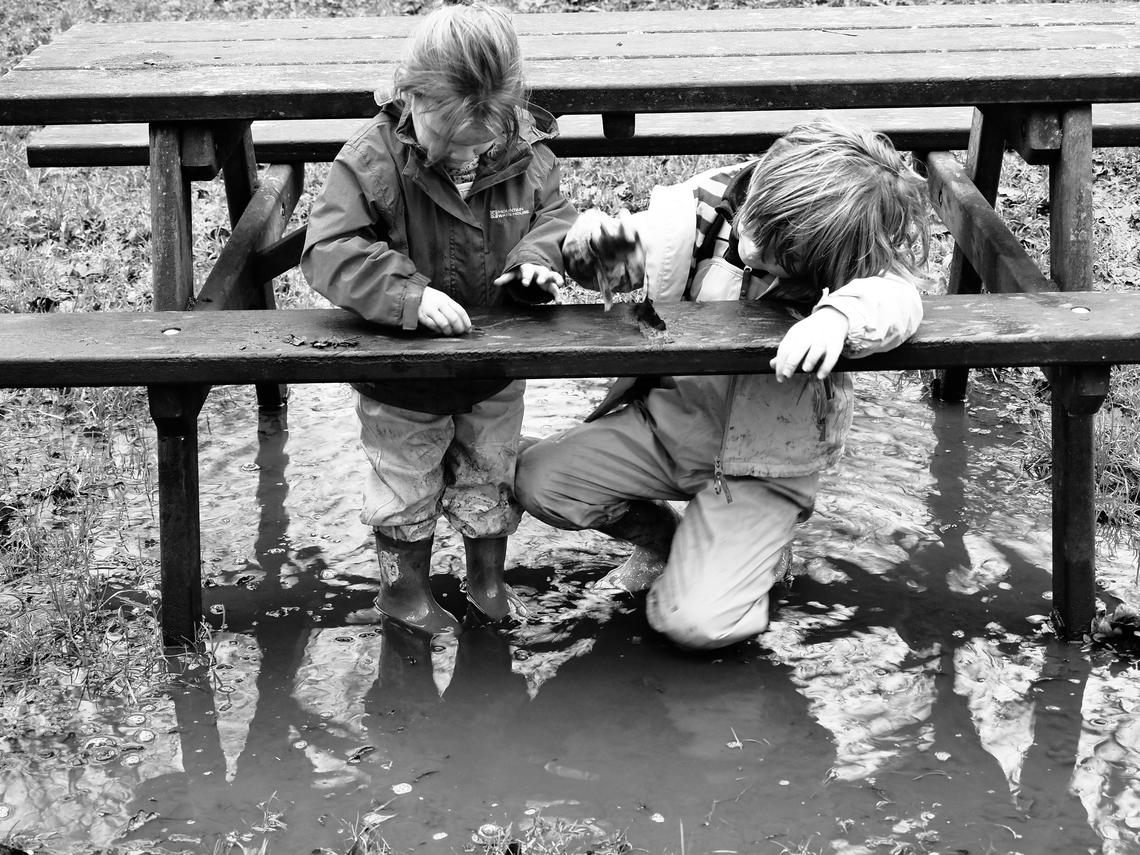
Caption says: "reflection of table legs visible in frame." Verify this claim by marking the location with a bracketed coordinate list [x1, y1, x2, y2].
[145, 121, 292, 643]
[935, 104, 1099, 637]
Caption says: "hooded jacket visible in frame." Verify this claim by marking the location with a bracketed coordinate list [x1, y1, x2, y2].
[301, 99, 577, 414]
[583, 160, 925, 480]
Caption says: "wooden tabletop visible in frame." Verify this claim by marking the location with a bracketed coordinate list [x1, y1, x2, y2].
[1, 3, 1139, 125]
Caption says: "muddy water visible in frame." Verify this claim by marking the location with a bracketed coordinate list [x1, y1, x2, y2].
[3, 375, 1140, 855]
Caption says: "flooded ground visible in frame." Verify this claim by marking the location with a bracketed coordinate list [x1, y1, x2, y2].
[3, 374, 1140, 855]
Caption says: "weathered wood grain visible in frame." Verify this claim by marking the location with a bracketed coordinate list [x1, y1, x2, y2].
[5, 49, 1140, 125]
[27, 105, 1140, 169]
[41, 5, 1140, 45]
[3, 293, 1139, 389]
[22, 25, 1140, 70]
[5, 3, 1140, 125]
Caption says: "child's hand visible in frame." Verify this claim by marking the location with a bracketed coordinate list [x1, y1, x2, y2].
[563, 209, 645, 309]
[418, 286, 471, 335]
[494, 263, 564, 302]
[770, 306, 850, 381]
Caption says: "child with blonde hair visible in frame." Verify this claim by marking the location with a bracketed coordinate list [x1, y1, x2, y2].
[517, 117, 930, 650]
[302, 1, 576, 635]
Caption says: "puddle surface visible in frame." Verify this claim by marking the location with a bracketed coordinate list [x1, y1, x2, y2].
[3, 376, 1140, 855]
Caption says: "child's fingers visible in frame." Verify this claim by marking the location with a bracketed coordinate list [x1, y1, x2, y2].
[421, 304, 470, 335]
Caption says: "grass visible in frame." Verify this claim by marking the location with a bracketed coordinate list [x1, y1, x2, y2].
[2, 0, 1140, 853]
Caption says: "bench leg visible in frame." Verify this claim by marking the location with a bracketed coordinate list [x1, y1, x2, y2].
[149, 125, 195, 311]
[150, 385, 209, 646]
[934, 107, 1006, 402]
[1051, 378, 1103, 637]
[222, 125, 288, 413]
[1048, 105, 1098, 639]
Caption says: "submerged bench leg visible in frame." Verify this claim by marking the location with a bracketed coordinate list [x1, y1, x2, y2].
[1051, 367, 1106, 637]
[934, 107, 1006, 402]
[150, 385, 209, 646]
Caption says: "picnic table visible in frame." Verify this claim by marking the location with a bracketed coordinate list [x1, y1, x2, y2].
[2, 2, 1140, 642]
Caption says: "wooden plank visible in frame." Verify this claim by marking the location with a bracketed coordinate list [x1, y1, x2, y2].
[23, 25, 1140, 70]
[1050, 105, 1094, 292]
[148, 124, 194, 311]
[925, 149, 1051, 297]
[6, 49, 1140, 124]
[217, 127, 288, 412]
[26, 105, 1140, 169]
[3, 293, 1140, 389]
[42, 6, 1140, 45]
[197, 163, 302, 311]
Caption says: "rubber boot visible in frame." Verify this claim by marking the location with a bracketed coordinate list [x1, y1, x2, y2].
[371, 530, 462, 636]
[593, 500, 681, 592]
[463, 535, 518, 624]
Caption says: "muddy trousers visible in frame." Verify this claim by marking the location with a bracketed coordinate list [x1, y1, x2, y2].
[355, 382, 525, 542]
[515, 402, 818, 649]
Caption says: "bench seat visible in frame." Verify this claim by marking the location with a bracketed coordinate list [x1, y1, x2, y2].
[3, 291, 1137, 390]
[24, 105, 1140, 169]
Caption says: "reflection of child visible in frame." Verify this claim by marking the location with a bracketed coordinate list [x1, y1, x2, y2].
[301, 2, 577, 634]
[518, 118, 930, 649]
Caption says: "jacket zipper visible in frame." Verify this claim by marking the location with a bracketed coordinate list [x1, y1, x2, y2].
[713, 375, 738, 504]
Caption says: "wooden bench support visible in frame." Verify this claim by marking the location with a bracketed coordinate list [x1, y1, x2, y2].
[149, 384, 209, 645]
[216, 124, 288, 413]
[148, 125, 195, 312]
[1048, 104, 1098, 637]
[934, 107, 1008, 402]
[924, 151, 1053, 295]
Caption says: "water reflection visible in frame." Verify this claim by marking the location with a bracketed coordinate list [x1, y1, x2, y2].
[2, 377, 1139, 854]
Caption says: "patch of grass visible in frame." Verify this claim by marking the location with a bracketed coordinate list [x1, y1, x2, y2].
[334, 812, 632, 855]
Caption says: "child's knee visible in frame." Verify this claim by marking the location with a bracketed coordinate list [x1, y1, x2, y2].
[645, 586, 771, 650]
[514, 439, 557, 513]
[514, 438, 587, 528]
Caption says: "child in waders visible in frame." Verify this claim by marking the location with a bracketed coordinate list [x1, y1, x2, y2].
[301, 2, 576, 635]
[516, 118, 931, 649]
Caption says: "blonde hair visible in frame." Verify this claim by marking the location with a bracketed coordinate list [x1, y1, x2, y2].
[393, 2, 526, 166]
[735, 117, 929, 292]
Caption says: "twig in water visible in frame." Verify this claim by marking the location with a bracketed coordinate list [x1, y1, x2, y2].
[913, 770, 951, 781]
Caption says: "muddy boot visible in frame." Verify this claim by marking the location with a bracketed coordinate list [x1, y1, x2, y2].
[463, 535, 529, 625]
[593, 500, 680, 592]
[370, 531, 461, 636]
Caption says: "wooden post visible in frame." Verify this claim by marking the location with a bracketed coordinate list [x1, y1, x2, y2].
[933, 107, 1007, 402]
[148, 125, 194, 312]
[1048, 104, 1099, 639]
[149, 385, 209, 645]
[220, 123, 288, 412]
[148, 124, 207, 646]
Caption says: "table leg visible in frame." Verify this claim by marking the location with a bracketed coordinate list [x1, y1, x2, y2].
[933, 106, 1006, 402]
[150, 385, 209, 646]
[148, 125, 195, 311]
[1047, 104, 1099, 638]
[148, 124, 205, 645]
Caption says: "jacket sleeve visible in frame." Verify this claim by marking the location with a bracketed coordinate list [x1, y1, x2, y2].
[637, 182, 699, 303]
[816, 270, 926, 357]
[300, 148, 426, 331]
[502, 150, 579, 303]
